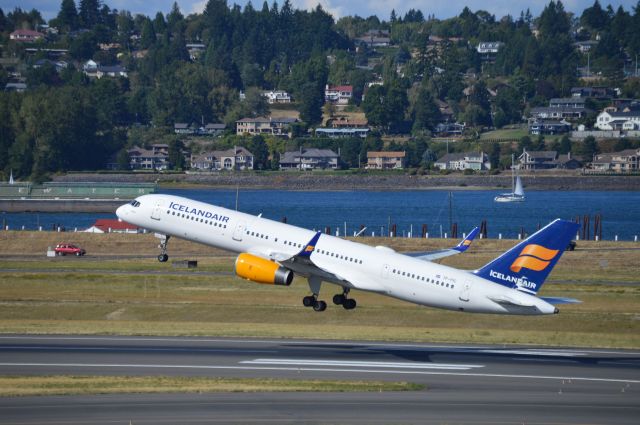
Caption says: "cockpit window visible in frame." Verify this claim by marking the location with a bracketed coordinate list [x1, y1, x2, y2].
[129, 200, 141, 207]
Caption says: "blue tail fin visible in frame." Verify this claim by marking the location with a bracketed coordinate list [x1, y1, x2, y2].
[473, 219, 579, 294]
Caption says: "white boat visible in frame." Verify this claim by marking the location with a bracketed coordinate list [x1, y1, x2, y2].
[495, 155, 525, 202]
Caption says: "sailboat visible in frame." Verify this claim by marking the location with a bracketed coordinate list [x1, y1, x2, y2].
[494, 155, 525, 202]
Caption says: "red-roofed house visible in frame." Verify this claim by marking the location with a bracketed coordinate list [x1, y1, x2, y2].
[84, 219, 140, 233]
[10, 29, 45, 42]
[325, 85, 353, 104]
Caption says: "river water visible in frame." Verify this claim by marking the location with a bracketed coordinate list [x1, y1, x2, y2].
[2, 189, 640, 240]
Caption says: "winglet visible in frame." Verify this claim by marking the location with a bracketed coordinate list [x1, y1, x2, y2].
[296, 231, 322, 258]
[453, 227, 479, 253]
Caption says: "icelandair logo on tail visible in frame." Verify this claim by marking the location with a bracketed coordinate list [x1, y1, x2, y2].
[488, 244, 560, 292]
[510, 244, 559, 273]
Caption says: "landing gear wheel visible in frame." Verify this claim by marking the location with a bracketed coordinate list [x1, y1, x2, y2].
[333, 294, 345, 305]
[156, 234, 170, 263]
[343, 298, 357, 310]
[313, 300, 327, 312]
[302, 295, 315, 307]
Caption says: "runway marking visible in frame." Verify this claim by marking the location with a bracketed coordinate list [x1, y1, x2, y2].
[1, 363, 638, 384]
[240, 358, 484, 370]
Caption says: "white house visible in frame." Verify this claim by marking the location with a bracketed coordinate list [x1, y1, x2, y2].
[595, 111, 640, 130]
[435, 152, 491, 171]
[262, 90, 292, 104]
[325, 85, 353, 104]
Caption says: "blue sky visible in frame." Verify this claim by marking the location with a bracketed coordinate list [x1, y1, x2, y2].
[1, 0, 637, 21]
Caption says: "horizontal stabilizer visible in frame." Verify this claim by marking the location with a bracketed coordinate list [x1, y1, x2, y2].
[538, 296, 582, 305]
[408, 226, 479, 261]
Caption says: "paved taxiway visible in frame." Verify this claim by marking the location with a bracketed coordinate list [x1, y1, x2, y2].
[0, 335, 638, 424]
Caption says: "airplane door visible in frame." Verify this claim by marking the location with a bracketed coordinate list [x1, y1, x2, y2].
[459, 282, 471, 302]
[151, 202, 162, 221]
[232, 221, 246, 241]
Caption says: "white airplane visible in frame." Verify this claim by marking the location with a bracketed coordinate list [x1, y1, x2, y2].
[116, 194, 580, 315]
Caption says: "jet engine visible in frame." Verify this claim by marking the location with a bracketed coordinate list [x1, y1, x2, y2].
[234, 253, 293, 286]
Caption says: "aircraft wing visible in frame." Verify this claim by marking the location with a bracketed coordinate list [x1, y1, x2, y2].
[272, 232, 387, 293]
[405, 227, 479, 261]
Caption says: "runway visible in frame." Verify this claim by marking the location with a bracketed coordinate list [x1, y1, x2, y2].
[0, 335, 638, 424]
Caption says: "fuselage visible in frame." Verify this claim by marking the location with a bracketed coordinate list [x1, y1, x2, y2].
[116, 194, 557, 315]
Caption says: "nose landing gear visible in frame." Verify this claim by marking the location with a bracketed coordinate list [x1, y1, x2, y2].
[156, 234, 170, 262]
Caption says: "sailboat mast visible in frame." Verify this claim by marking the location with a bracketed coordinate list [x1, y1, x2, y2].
[511, 154, 515, 193]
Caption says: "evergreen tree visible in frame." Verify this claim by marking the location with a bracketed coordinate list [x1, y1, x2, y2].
[79, 0, 100, 28]
[56, 0, 78, 31]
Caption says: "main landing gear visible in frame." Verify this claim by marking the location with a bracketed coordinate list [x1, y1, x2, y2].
[303, 294, 327, 312]
[156, 234, 170, 262]
[302, 277, 357, 312]
[333, 289, 357, 310]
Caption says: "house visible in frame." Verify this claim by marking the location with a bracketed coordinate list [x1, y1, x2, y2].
[435, 152, 490, 171]
[236, 117, 298, 137]
[190, 147, 254, 171]
[200, 123, 226, 136]
[33, 59, 68, 72]
[549, 97, 587, 109]
[325, 85, 353, 104]
[262, 90, 292, 104]
[591, 148, 640, 173]
[9, 29, 45, 42]
[518, 150, 559, 170]
[435, 122, 465, 137]
[355, 30, 391, 48]
[595, 110, 640, 130]
[174, 123, 195, 135]
[574, 40, 598, 53]
[279, 148, 339, 170]
[554, 153, 583, 169]
[529, 97, 589, 121]
[127, 145, 170, 170]
[315, 128, 369, 138]
[330, 117, 368, 128]
[4, 82, 27, 92]
[84, 219, 140, 233]
[96, 65, 127, 79]
[476, 42, 503, 61]
[366, 151, 406, 169]
[571, 86, 615, 99]
[186, 43, 206, 60]
[528, 119, 571, 135]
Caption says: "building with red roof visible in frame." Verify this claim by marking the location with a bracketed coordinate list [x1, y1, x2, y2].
[84, 219, 140, 233]
[10, 29, 45, 43]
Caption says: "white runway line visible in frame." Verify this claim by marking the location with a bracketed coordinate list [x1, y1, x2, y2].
[240, 358, 484, 370]
[0, 363, 639, 384]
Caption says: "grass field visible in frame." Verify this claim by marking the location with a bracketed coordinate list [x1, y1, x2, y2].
[0, 231, 639, 348]
[0, 376, 421, 397]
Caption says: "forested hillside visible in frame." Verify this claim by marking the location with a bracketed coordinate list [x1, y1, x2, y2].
[0, 0, 639, 179]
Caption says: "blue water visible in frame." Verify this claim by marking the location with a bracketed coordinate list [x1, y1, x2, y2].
[2, 189, 640, 240]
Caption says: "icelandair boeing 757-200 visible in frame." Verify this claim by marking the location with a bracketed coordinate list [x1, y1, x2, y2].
[116, 194, 580, 315]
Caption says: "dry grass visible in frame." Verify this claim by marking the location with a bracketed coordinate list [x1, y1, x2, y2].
[0, 376, 422, 397]
[0, 232, 639, 348]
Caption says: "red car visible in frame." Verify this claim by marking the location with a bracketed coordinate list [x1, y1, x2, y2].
[54, 243, 86, 256]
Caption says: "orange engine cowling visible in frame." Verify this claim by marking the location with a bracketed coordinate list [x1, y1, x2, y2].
[234, 253, 293, 286]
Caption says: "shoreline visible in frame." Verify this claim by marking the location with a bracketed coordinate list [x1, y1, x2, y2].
[51, 172, 640, 192]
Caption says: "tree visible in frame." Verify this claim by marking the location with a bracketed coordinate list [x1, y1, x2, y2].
[79, 0, 100, 28]
[55, 0, 78, 31]
[411, 86, 440, 134]
[247, 135, 269, 169]
[168, 138, 185, 170]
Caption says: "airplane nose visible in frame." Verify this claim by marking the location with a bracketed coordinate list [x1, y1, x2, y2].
[116, 205, 126, 219]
